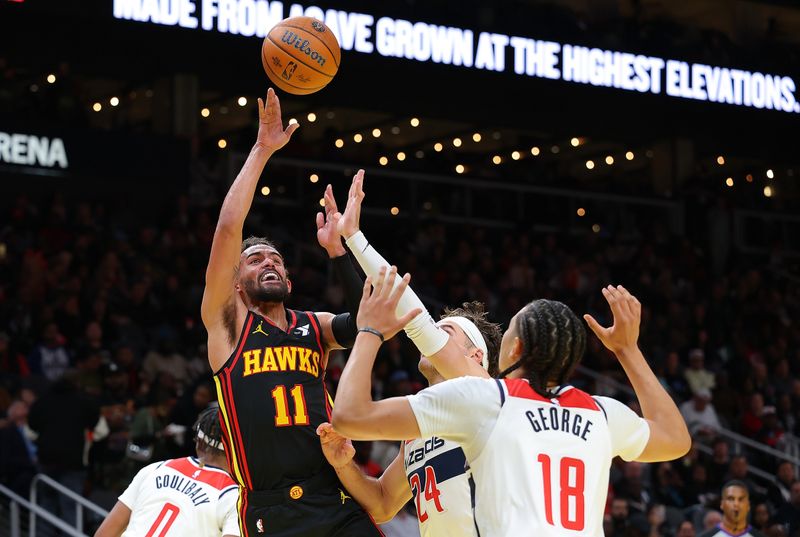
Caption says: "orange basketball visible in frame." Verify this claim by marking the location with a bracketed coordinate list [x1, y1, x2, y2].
[262, 17, 341, 95]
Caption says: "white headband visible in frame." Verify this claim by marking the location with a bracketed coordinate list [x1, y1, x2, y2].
[437, 316, 490, 371]
[197, 429, 224, 451]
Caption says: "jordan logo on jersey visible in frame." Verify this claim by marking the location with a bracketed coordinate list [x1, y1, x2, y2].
[251, 321, 268, 337]
[256, 518, 264, 533]
[293, 324, 310, 336]
[339, 489, 351, 504]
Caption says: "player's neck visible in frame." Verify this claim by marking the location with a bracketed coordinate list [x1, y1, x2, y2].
[199, 454, 230, 474]
[252, 302, 288, 331]
[721, 518, 747, 534]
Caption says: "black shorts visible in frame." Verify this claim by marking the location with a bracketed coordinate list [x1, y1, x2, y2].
[241, 485, 384, 537]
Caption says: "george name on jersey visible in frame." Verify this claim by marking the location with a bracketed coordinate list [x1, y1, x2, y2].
[406, 436, 445, 466]
[154, 474, 211, 506]
[242, 346, 320, 377]
[525, 407, 594, 440]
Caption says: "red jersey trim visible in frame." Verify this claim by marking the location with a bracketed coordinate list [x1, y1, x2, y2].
[223, 313, 254, 375]
[503, 380, 600, 411]
[165, 458, 236, 490]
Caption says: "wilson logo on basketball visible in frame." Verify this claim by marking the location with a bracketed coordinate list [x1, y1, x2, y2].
[280, 31, 327, 67]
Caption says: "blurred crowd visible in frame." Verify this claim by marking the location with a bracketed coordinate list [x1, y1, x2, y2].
[0, 186, 798, 537]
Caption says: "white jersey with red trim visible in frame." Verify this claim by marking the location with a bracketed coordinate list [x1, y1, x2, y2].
[118, 456, 239, 537]
[403, 436, 477, 537]
[407, 377, 650, 537]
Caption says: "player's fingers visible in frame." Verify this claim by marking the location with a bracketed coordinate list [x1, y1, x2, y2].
[614, 285, 633, 319]
[268, 87, 280, 115]
[583, 314, 607, 338]
[316, 212, 324, 229]
[389, 272, 411, 303]
[361, 277, 372, 301]
[604, 285, 625, 319]
[284, 121, 299, 138]
[356, 171, 365, 199]
[316, 423, 331, 436]
[324, 185, 337, 213]
[372, 267, 387, 297]
[381, 266, 398, 298]
[257, 98, 265, 120]
[398, 308, 423, 327]
[618, 285, 639, 319]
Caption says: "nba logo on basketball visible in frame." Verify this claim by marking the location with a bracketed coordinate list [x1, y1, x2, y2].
[282, 61, 298, 81]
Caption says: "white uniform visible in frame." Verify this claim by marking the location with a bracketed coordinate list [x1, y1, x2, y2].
[119, 456, 239, 537]
[403, 436, 477, 537]
[407, 377, 650, 537]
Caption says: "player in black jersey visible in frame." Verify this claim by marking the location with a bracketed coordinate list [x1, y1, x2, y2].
[201, 88, 382, 537]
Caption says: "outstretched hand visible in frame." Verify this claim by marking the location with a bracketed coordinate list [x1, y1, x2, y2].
[256, 88, 299, 153]
[583, 285, 641, 355]
[338, 169, 365, 240]
[316, 184, 345, 257]
[316, 422, 355, 469]
[357, 266, 421, 341]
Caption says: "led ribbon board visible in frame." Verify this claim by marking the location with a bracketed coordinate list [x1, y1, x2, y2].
[113, 0, 800, 114]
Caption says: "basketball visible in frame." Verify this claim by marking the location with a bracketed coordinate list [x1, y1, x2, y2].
[261, 17, 341, 95]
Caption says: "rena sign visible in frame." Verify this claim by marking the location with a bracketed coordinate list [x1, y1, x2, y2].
[112, 0, 800, 114]
[0, 132, 69, 169]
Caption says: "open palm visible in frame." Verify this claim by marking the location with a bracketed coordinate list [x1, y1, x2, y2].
[256, 88, 299, 153]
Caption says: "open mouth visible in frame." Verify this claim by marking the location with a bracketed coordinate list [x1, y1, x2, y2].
[260, 271, 281, 283]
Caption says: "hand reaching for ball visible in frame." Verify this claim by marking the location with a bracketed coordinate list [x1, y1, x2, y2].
[255, 88, 299, 154]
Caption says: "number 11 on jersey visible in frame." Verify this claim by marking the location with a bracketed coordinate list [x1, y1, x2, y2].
[537, 454, 586, 531]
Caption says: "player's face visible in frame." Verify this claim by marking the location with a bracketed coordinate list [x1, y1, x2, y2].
[237, 245, 291, 303]
[418, 321, 474, 384]
[720, 486, 749, 525]
[497, 313, 523, 376]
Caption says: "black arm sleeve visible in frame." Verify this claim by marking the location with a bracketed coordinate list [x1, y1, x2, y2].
[331, 253, 363, 316]
[331, 312, 358, 348]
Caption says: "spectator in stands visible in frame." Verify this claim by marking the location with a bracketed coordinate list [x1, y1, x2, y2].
[711, 371, 739, 428]
[605, 497, 649, 537]
[676, 519, 696, 537]
[699, 481, 764, 537]
[752, 502, 772, 533]
[742, 393, 766, 439]
[757, 407, 785, 449]
[703, 510, 723, 532]
[706, 438, 731, 492]
[684, 463, 714, 506]
[0, 330, 29, 381]
[660, 350, 691, 402]
[680, 388, 722, 437]
[29, 373, 101, 531]
[0, 399, 37, 496]
[769, 462, 797, 507]
[614, 461, 653, 514]
[774, 481, 800, 536]
[685, 349, 716, 395]
[28, 322, 71, 382]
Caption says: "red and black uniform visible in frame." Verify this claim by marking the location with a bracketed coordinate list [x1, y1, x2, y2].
[214, 309, 383, 537]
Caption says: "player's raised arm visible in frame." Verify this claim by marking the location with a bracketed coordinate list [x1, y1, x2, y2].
[338, 171, 489, 379]
[332, 266, 423, 440]
[314, 184, 365, 352]
[584, 286, 692, 462]
[201, 88, 298, 370]
[317, 423, 411, 524]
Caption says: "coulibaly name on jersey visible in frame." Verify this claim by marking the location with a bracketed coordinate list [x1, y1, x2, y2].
[406, 436, 445, 466]
[154, 475, 211, 506]
[242, 346, 321, 377]
[525, 407, 594, 441]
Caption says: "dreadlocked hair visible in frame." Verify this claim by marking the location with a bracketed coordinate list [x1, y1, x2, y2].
[515, 299, 586, 398]
[240, 236, 278, 253]
[194, 405, 225, 456]
[441, 301, 503, 378]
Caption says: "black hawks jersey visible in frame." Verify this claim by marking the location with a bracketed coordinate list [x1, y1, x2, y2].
[213, 309, 334, 491]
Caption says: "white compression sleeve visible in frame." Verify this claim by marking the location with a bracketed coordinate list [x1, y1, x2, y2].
[345, 231, 448, 356]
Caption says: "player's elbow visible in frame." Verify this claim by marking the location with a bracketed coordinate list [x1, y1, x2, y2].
[330, 407, 370, 440]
